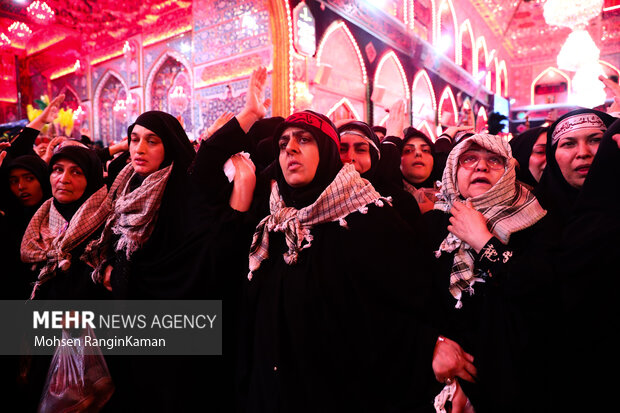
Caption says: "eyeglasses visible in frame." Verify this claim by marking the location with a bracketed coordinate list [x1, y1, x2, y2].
[458, 153, 506, 170]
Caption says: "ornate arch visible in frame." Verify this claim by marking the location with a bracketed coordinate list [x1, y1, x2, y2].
[486, 57, 498, 92]
[374, 50, 410, 101]
[497, 60, 508, 97]
[411, 69, 437, 127]
[93, 70, 130, 145]
[458, 19, 475, 70]
[416, 120, 437, 142]
[326, 97, 362, 122]
[474, 36, 488, 78]
[531, 67, 571, 105]
[436, 0, 458, 61]
[145, 50, 193, 110]
[438, 86, 458, 126]
[317, 20, 367, 85]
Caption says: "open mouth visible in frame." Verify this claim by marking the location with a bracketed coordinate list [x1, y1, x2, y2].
[471, 177, 490, 184]
[575, 165, 590, 174]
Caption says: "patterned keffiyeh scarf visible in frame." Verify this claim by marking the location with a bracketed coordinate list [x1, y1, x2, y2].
[433, 134, 546, 308]
[20, 186, 109, 299]
[83, 162, 172, 283]
[248, 163, 391, 280]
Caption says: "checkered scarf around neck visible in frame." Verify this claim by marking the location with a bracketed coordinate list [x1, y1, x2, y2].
[20, 185, 108, 299]
[247, 162, 391, 280]
[83, 162, 172, 283]
[433, 133, 547, 308]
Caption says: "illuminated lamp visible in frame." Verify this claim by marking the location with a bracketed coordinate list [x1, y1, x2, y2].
[113, 99, 127, 121]
[8, 22, 33, 43]
[556, 29, 600, 72]
[0, 32, 11, 50]
[27, 1, 55, 25]
[169, 86, 188, 112]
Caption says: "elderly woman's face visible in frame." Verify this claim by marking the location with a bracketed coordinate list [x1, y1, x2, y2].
[456, 145, 506, 198]
[50, 159, 87, 204]
[278, 127, 320, 187]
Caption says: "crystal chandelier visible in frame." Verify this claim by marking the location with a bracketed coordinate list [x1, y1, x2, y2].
[543, 0, 604, 30]
[7, 22, 33, 43]
[27, 1, 55, 25]
[544, 0, 606, 108]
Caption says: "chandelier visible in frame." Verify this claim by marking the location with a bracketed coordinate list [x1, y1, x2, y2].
[7, 22, 33, 43]
[543, 0, 604, 30]
[543, 0, 606, 108]
[27, 1, 55, 25]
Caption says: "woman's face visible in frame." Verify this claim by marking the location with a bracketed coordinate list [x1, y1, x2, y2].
[555, 127, 603, 189]
[401, 137, 434, 184]
[130, 124, 166, 177]
[456, 146, 506, 198]
[529, 132, 547, 182]
[9, 168, 44, 207]
[278, 127, 320, 188]
[339, 132, 372, 174]
[50, 159, 87, 204]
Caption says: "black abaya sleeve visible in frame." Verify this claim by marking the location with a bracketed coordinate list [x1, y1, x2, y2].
[6, 127, 39, 162]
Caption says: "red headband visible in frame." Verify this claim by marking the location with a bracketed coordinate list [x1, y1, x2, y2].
[285, 112, 339, 147]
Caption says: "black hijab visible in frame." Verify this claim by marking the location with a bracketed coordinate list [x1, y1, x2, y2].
[114, 111, 198, 299]
[338, 120, 381, 181]
[4, 155, 52, 211]
[401, 126, 442, 188]
[128, 110, 196, 175]
[536, 108, 616, 224]
[509, 126, 548, 188]
[49, 146, 104, 221]
[250, 116, 285, 172]
[272, 110, 342, 209]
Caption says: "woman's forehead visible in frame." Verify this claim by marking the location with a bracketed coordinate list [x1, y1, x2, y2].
[52, 158, 81, 168]
[557, 127, 604, 141]
[132, 124, 159, 136]
[280, 126, 312, 137]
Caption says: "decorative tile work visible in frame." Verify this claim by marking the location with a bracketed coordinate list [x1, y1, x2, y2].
[194, 48, 271, 88]
[193, 74, 272, 136]
[193, 0, 270, 65]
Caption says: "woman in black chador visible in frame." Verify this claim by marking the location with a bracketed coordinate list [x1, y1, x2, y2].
[198, 67, 476, 413]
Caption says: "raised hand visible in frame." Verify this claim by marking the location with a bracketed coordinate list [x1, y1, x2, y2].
[385, 99, 407, 139]
[0, 141, 10, 167]
[203, 111, 235, 140]
[237, 66, 272, 133]
[599, 75, 620, 115]
[42, 136, 67, 164]
[229, 152, 257, 212]
[28, 94, 65, 131]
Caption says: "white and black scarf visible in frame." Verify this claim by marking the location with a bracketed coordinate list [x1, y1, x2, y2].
[248, 163, 391, 280]
[434, 134, 546, 308]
